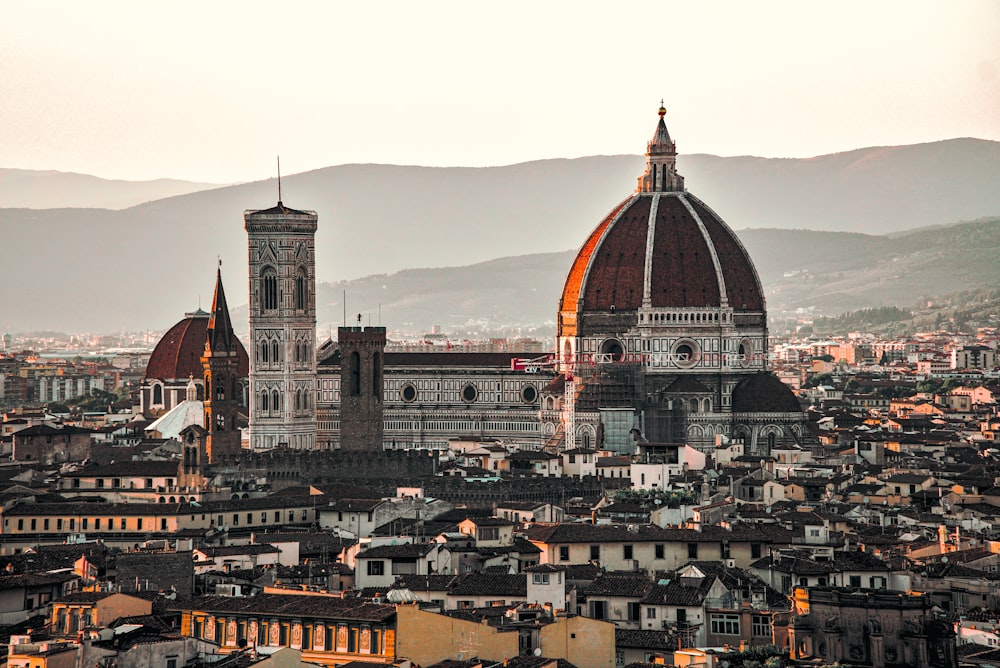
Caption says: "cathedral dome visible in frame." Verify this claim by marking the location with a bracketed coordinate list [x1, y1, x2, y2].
[145, 309, 249, 381]
[558, 107, 764, 338]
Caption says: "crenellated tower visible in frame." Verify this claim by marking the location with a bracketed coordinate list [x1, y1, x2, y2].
[337, 325, 386, 450]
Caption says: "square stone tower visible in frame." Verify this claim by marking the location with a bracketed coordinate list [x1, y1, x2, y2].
[337, 326, 386, 450]
[244, 202, 318, 450]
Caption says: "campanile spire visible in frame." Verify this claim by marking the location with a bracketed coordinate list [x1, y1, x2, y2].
[637, 102, 684, 193]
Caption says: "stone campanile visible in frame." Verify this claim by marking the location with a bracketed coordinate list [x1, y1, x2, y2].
[338, 325, 386, 450]
[202, 266, 243, 461]
[244, 201, 318, 450]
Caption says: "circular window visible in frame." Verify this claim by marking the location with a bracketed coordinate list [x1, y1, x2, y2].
[600, 339, 625, 362]
[400, 384, 417, 402]
[521, 384, 538, 404]
[672, 339, 700, 369]
[462, 384, 478, 403]
[738, 337, 752, 367]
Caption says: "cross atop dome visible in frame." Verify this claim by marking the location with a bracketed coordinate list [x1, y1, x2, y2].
[637, 102, 684, 193]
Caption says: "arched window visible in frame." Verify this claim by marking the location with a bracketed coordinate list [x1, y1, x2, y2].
[767, 432, 777, 450]
[260, 341, 269, 364]
[260, 391, 269, 412]
[689, 398, 699, 412]
[272, 389, 281, 412]
[261, 268, 278, 311]
[295, 389, 302, 411]
[703, 398, 712, 412]
[272, 340, 280, 364]
[294, 267, 307, 311]
[350, 351, 361, 396]
[373, 352, 381, 398]
[215, 378, 225, 401]
[152, 384, 163, 405]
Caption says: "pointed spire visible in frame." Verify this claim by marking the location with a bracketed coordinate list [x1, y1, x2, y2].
[207, 262, 236, 352]
[637, 101, 684, 193]
[277, 155, 282, 206]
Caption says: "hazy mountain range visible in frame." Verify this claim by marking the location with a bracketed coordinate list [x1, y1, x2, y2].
[0, 168, 220, 209]
[2, 138, 998, 334]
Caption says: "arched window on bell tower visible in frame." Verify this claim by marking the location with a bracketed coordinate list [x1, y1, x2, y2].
[261, 267, 278, 311]
[215, 378, 225, 401]
[294, 267, 307, 311]
[350, 352, 361, 396]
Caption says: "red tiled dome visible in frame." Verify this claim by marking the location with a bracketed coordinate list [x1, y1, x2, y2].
[145, 310, 249, 381]
[558, 191, 764, 336]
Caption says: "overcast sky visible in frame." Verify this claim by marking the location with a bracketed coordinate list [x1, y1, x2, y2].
[2, 1, 998, 183]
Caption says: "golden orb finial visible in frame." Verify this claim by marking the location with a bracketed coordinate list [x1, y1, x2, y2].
[658, 99, 666, 117]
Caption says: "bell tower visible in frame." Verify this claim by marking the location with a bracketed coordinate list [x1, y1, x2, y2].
[202, 266, 242, 462]
[245, 200, 319, 450]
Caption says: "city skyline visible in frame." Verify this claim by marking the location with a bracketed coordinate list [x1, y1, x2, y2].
[1, 0, 998, 183]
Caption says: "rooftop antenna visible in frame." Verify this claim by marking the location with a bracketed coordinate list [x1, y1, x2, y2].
[343, 290, 347, 327]
[277, 156, 282, 204]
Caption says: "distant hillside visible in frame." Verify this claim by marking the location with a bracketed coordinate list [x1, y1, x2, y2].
[0, 168, 221, 209]
[2, 138, 999, 333]
[229, 217, 1000, 339]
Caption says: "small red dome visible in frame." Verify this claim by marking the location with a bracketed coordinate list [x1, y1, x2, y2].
[145, 310, 249, 381]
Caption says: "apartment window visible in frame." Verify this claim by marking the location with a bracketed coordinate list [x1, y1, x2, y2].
[752, 614, 772, 638]
[136, 518, 142, 531]
[17, 519, 23, 531]
[166, 658, 178, 668]
[624, 545, 633, 560]
[367, 560, 385, 576]
[559, 546, 570, 561]
[479, 527, 500, 541]
[628, 602, 640, 621]
[711, 613, 740, 635]
[120, 518, 126, 530]
[233, 514, 239, 526]
[655, 544, 664, 559]
[94, 518, 100, 530]
[687, 543, 698, 559]
[44, 519, 49, 531]
[850, 575, 861, 588]
[69, 519, 76, 531]
[161, 518, 167, 530]
[82, 519, 88, 530]
[57, 519, 63, 531]
[247, 513, 253, 525]
[532, 573, 550, 585]
[590, 545, 600, 562]
[97, 479, 105, 489]
[720, 542, 730, 560]
[751, 543, 762, 559]
[646, 607, 657, 620]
